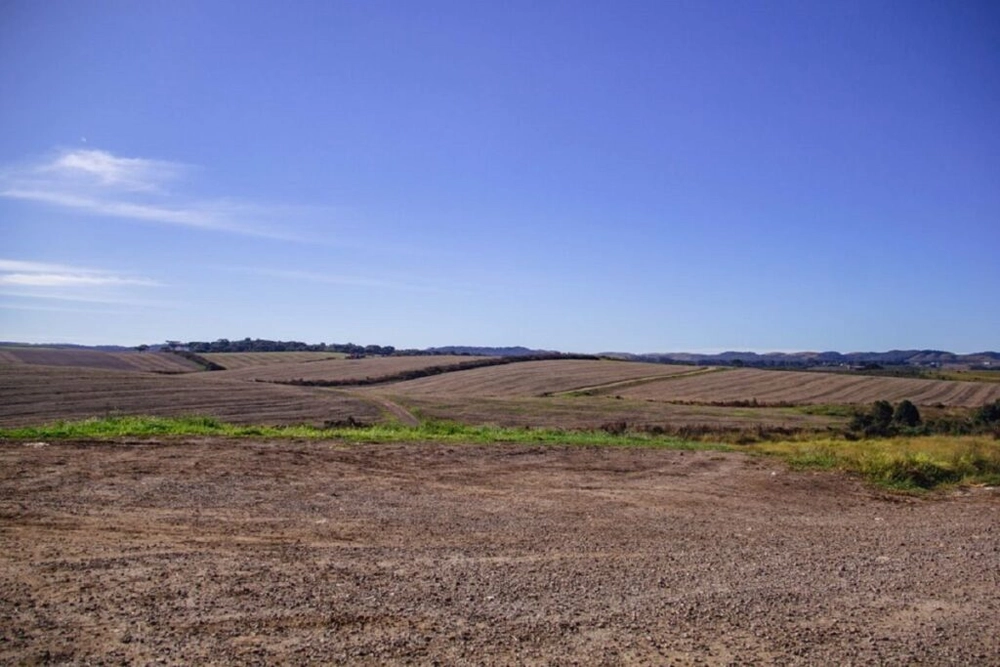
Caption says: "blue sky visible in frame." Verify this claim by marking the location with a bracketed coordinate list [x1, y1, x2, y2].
[1, 1, 997, 353]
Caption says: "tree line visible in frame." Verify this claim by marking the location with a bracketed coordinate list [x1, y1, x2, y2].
[162, 338, 398, 357]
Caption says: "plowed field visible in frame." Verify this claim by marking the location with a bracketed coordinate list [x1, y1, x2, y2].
[385, 394, 842, 431]
[0, 365, 381, 427]
[0, 348, 199, 373]
[211, 355, 489, 383]
[615, 368, 1000, 407]
[201, 352, 346, 369]
[385, 360, 701, 397]
[2, 439, 997, 664]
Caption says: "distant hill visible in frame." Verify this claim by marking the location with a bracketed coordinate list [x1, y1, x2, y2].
[2, 341, 997, 367]
[423, 346, 554, 357]
[609, 349, 1000, 368]
[0, 342, 134, 352]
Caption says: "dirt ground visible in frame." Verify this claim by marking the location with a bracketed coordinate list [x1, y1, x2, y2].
[1, 439, 998, 666]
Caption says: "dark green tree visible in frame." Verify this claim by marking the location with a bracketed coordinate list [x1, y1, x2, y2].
[892, 399, 921, 428]
[974, 399, 1000, 425]
[872, 400, 894, 428]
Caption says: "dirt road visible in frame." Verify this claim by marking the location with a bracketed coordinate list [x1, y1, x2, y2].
[1, 439, 997, 665]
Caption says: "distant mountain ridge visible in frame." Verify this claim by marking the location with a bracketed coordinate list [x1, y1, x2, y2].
[608, 349, 1000, 368]
[1, 341, 997, 367]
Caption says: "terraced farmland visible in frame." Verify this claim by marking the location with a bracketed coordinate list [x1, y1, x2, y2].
[614, 368, 1000, 407]
[0, 364, 381, 427]
[211, 354, 489, 383]
[0, 347, 199, 373]
[385, 359, 702, 397]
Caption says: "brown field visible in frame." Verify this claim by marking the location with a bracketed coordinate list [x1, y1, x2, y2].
[385, 394, 843, 432]
[383, 359, 703, 398]
[4, 351, 999, 433]
[201, 351, 347, 369]
[2, 439, 997, 664]
[0, 347, 199, 373]
[612, 368, 1000, 407]
[0, 365, 381, 427]
[210, 354, 489, 383]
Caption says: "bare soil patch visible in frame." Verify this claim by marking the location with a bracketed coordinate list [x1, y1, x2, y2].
[2, 439, 996, 665]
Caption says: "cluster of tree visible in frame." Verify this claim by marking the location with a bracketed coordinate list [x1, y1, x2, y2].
[848, 399, 1000, 438]
[848, 400, 921, 437]
[174, 338, 396, 357]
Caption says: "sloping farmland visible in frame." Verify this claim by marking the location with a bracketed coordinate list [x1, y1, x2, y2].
[613, 368, 1000, 407]
[382, 359, 702, 398]
[210, 355, 490, 383]
[0, 348, 200, 373]
[200, 352, 346, 369]
[0, 364, 381, 427]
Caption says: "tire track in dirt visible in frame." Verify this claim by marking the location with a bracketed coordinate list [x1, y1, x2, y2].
[363, 394, 420, 426]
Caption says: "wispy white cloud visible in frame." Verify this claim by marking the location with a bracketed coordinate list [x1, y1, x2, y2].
[0, 148, 312, 240]
[0, 259, 160, 288]
[40, 149, 185, 192]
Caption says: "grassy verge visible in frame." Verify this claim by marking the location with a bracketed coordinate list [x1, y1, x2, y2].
[4, 416, 997, 492]
[0, 415, 726, 450]
[749, 435, 1000, 491]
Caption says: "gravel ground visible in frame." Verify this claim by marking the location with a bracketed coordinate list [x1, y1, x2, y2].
[1, 439, 998, 665]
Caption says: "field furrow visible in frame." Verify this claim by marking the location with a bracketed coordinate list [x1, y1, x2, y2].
[0, 365, 381, 427]
[207, 355, 489, 383]
[616, 369, 1000, 407]
[0, 348, 200, 373]
[385, 360, 701, 397]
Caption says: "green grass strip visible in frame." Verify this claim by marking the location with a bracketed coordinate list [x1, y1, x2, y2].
[749, 435, 1000, 492]
[0, 415, 727, 450]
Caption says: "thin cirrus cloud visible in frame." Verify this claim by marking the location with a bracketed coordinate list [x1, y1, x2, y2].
[0, 148, 310, 240]
[0, 259, 160, 289]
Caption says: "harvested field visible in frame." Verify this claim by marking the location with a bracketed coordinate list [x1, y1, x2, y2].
[201, 351, 346, 369]
[2, 439, 997, 664]
[615, 368, 1000, 408]
[0, 348, 199, 373]
[385, 359, 701, 398]
[0, 365, 381, 427]
[386, 394, 844, 432]
[211, 355, 489, 383]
